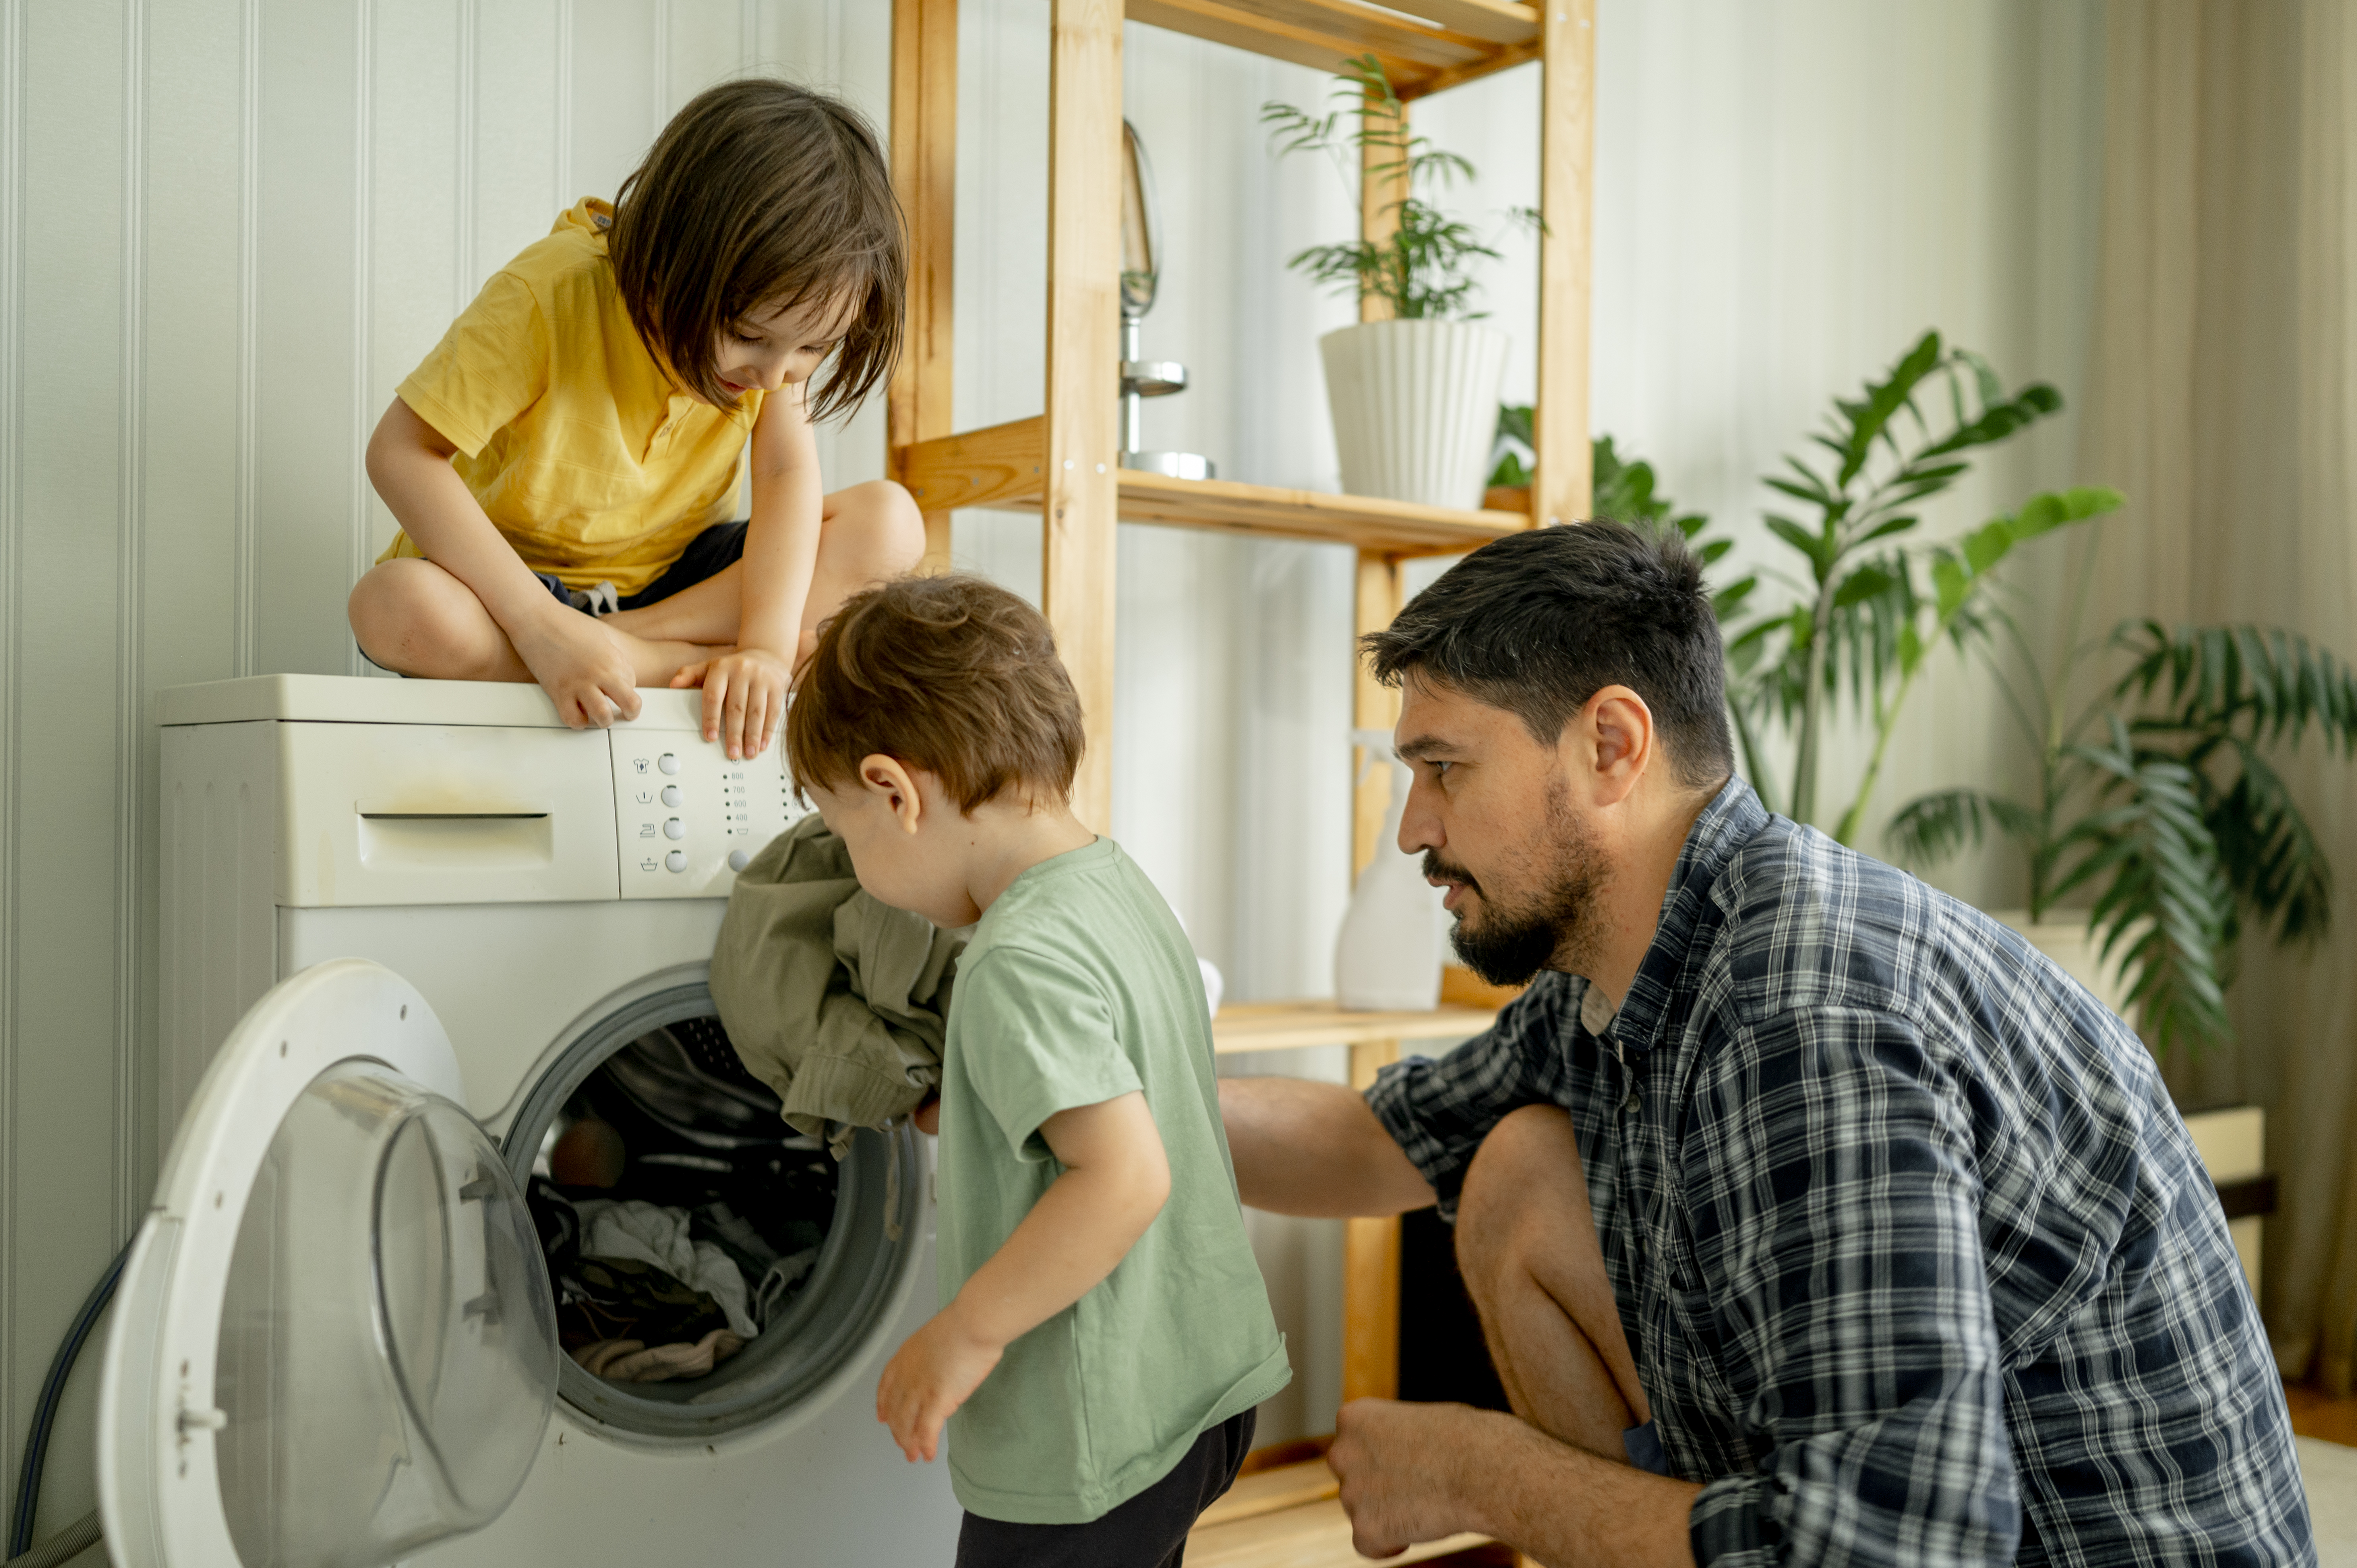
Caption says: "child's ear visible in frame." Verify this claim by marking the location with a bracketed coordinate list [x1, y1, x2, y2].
[858, 754, 925, 836]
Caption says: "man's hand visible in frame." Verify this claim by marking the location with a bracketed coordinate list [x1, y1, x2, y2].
[671, 646, 792, 759]
[1328, 1399, 1490, 1558]
[509, 605, 643, 729]
[876, 1307, 1003, 1463]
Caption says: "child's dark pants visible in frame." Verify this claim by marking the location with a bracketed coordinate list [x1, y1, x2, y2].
[952, 1409, 1256, 1568]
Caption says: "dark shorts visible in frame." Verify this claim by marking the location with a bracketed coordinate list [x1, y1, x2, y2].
[532, 520, 749, 614]
[953, 1408, 1256, 1568]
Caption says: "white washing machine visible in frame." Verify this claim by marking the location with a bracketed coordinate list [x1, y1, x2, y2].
[97, 674, 962, 1567]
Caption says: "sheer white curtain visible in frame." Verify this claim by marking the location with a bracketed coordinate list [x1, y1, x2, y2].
[2078, 0, 2357, 1392]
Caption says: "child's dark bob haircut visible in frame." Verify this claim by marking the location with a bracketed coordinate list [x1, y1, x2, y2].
[787, 575, 1086, 813]
[610, 78, 905, 420]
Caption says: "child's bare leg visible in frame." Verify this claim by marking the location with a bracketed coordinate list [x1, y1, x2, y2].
[351, 557, 720, 688]
[602, 479, 926, 649]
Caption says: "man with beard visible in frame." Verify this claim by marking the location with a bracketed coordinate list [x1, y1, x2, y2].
[1219, 523, 2312, 1568]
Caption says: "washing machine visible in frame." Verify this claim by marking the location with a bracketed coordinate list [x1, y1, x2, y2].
[97, 673, 962, 1567]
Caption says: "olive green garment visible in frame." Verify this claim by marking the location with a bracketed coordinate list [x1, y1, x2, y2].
[938, 837, 1290, 1525]
[709, 813, 962, 1155]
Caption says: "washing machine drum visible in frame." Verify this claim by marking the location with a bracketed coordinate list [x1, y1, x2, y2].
[97, 960, 558, 1568]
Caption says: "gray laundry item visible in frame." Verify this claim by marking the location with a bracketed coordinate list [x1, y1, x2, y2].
[573, 1199, 758, 1338]
[750, 1247, 820, 1328]
[709, 814, 964, 1156]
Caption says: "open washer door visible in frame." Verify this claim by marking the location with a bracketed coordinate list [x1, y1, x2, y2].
[97, 959, 558, 1568]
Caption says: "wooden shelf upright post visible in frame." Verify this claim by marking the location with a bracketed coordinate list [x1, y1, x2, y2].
[888, 0, 960, 571]
[1341, 73, 1416, 1411]
[1531, 0, 1595, 527]
[1043, 0, 1125, 830]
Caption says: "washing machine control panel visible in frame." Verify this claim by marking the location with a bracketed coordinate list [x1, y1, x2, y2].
[609, 731, 807, 899]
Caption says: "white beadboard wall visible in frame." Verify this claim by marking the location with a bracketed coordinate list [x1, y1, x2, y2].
[0, 0, 2104, 1545]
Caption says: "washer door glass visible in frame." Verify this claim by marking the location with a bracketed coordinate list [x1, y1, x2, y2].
[214, 1062, 557, 1568]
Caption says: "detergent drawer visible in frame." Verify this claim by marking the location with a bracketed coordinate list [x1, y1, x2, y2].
[276, 722, 621, 905]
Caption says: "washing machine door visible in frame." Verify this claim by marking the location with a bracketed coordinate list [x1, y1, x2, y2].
[97, 958, 559, 1568]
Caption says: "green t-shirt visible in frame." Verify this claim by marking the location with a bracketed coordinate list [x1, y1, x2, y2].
[936, 837, 1291, 1524]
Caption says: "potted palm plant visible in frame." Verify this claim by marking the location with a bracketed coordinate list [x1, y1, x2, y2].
[1264, 56, 1535, 510]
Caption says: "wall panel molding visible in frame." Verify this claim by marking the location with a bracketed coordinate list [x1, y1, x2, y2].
[235, 0, 260, 677]
[0, 0, 25, 1480]
[349, 0, 375, 673]
[115, 0, 149, 1234]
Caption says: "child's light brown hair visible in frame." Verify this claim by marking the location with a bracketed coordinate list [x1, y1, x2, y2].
[787, 575, 1086, 812]
[609, 78, 904, 420]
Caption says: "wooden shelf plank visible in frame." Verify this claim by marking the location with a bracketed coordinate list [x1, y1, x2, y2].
[1211, 1000, 1496, 1055]
[1199, 1459, 1339, 1530]
[1188, 1491, 1500, 1567]
[1118, 470, 1526, 554]
[1125, 0, 1533, 98]
[895, 424, 1533, 555]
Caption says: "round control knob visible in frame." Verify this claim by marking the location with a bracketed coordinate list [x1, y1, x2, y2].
[658, 753, 681, 775]
[661, 785, 682, 807]
[664, 850, 687, 873]
[728, 849, 751, 872]
[663, 818, 686, 840]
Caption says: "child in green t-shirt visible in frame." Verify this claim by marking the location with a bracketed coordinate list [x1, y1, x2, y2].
[783, 573, 1290, 1565]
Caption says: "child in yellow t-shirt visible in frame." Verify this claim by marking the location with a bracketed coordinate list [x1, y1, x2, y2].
[350, 78, 921, 761]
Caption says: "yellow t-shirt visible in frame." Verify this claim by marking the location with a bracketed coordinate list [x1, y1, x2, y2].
[378, 197, 765, 596]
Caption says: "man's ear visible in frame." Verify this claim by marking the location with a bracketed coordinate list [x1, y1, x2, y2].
[858, 754, 927, 836]
[1583, 686, 1656, 806]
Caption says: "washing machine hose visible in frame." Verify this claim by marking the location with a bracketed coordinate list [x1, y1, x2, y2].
[6, 1238, 131, 1564]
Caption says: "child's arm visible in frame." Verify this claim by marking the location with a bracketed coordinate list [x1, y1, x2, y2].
[366, 398, 645, 727]
[678, 381, 823, 761]
[877, 1092, 1171, 1462]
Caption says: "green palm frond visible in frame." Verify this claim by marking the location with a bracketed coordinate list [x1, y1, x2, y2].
[1885, 788, 2042, 868]
[2111, 620, 2357, 749]
[2049, 718, 2235, 1049]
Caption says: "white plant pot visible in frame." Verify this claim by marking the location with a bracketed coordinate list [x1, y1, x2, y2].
[1320, 319, 1509, 511]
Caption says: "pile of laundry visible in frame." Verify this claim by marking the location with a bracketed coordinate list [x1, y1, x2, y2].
[530, 1183, 820, 1383]
[528, 1016, 841, 1386]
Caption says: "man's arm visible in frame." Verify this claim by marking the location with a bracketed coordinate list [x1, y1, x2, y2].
[1328, 1400, 1700, 1568]
[1219, 1077, 1433, 1217]
[875, 1092, 1168, 1461]
[1225, 974, 1585, 1219]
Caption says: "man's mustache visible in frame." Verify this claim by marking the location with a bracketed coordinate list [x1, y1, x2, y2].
[1421, 851, 1480, 896]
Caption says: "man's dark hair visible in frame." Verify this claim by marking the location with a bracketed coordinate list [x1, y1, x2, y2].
[1363, 522, 1734, 789]
[610, 78, 905, 420]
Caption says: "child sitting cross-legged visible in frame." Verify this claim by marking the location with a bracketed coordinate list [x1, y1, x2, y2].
[784, 574, 1291, 1567]
[351, 78, 923, 760]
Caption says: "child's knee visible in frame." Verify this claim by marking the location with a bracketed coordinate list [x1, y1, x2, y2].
[349, 559, 474, 669]
[835, 480, 926, 572]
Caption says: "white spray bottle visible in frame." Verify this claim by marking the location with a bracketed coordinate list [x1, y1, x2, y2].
[1334, 728, 1445, 1011]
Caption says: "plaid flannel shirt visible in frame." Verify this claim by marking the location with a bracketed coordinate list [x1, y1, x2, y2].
[1368, 779, 2314, 1567]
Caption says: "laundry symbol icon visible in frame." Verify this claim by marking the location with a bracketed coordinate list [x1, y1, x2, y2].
[639, 822, 656, 837]
[633, 758, 649, 774]
[639, 857, 658, 872]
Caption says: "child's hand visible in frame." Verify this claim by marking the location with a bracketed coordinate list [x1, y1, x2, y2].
[670, 646, 792, 760]
[876, 1309, 1002, 1463]
[511, 608, 643, 729]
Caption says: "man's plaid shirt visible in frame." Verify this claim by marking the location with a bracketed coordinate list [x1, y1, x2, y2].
[1367, 780, 2314, 1567]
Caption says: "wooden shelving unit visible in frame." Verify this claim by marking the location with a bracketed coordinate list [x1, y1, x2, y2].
[886, 3, 1588, 1561]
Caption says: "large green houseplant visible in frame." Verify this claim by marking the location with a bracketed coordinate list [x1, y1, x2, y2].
[1521, 331, 2357, 1054]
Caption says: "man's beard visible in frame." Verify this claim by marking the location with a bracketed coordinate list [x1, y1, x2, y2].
[1424, 783, 1606, 988]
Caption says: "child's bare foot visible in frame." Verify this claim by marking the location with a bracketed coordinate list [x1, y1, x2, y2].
[605, 626, 727, 688]
[666, 647, 737, 688]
